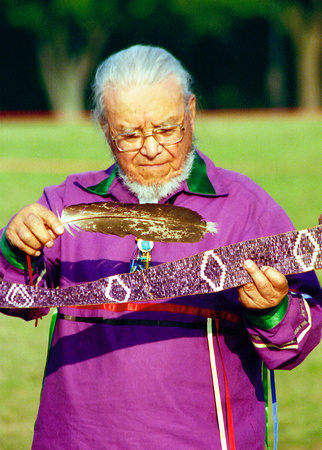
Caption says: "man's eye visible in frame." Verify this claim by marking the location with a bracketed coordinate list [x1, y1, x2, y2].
[156, 127, 176, 135]
[122, 133, 141, 140]
[116, 134, 141, 147]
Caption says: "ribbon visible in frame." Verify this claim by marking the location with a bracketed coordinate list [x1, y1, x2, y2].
[263, 364, 278, 450]
[0, 225, 321, 309]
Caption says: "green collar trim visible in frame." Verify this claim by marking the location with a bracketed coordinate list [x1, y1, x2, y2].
[243, 295, 289, 330]
[84, 152, 217, 197]
[85, 165, 118, 196]
[186, 152, 217, 195]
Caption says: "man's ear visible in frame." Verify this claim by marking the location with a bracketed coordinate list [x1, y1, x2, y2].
[100, 120, 108, 132]
[188, 95, 196, 132]
[100, 120, 112, 146]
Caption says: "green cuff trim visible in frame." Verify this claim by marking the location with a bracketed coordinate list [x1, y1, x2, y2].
[1, 229, 36, 271]
[244, 295, 289, 330]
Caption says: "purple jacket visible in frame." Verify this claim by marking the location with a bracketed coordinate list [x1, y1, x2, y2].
[1, 151, 321, 449]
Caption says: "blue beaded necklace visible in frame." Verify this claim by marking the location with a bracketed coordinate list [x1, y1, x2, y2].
[130, 239, 154, 272]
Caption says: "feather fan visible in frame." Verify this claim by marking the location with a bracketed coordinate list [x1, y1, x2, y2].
[59, 202, 217, 243]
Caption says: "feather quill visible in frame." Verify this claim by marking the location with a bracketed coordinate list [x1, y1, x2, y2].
[59, 202, 217, 243]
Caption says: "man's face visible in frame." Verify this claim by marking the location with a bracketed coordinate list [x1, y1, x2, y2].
[102, 77, 196, 186]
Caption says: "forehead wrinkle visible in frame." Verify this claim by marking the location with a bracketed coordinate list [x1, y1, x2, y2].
[112, 109, 183, 134]
[104, 78, 185, 132]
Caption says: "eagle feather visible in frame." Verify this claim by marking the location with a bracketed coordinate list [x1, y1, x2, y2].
[59, 201, 217, 243]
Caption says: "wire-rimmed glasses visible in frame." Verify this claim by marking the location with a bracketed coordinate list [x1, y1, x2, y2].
[111, 114, 186, 152]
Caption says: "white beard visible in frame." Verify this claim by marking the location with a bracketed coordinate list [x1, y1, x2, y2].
[117, 146, 196, 204]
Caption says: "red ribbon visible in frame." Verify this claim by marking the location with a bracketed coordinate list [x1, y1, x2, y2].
[71, 301, 243, 324]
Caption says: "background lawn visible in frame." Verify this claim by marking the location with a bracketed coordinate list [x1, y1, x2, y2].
[0, 111, 321, 449]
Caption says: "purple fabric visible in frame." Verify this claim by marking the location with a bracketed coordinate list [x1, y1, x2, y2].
[1, 151, 322, 449]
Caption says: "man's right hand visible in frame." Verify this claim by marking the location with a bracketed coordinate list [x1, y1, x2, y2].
[5, 204, 64, 257]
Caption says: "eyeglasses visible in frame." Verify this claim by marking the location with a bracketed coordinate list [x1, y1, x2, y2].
[111, 114, 186, 152]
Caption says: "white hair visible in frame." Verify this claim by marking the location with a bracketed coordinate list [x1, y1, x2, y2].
[117, 145, 196, 204]
[92, 45, 193, 123]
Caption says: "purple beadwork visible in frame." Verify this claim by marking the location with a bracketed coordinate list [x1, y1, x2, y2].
[0, 225, 321, 308]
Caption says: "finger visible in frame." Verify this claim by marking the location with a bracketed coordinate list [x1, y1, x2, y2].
[238, 280, 274, 309]
[260, 266, 288, 294]
[243, 260, 274, 298]
[6, 224, 43, 257]
[39, 208, 64, 237]
[240, 261, 288, 308]
[6, 204, 64, 256]
[237, 285, 261, 309]
[24, 213, 57, 248]
[25, 206, 63, 246]
[25, 204, 64, 238]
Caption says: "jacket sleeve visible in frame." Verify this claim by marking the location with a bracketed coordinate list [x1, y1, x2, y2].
[0, 229, 51, 321]
[243, 270, 322, 370]
[234, 180, 322, 370]
[0, 184, 66, 321]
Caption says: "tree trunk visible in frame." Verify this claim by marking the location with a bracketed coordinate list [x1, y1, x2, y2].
[38, 30, 108, 119]
[296, 16, 322, 108]
[283, 8, 322, 108]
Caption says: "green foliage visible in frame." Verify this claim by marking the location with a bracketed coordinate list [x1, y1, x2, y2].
[4, 0, 319, 41]
[1, 0, 122, 45]
[170, 0, 275, 35]
[171, 0, 319, 41]
[0, 0, 193, 112]
[128, 0, 159, 19]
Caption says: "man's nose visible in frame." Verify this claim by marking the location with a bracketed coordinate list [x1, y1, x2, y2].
[140, 135, 163, 158]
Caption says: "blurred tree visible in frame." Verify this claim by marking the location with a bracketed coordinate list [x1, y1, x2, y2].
[1, 0, 320, 113]
[171, 0, 322, 108]
[1, 0, 122, 116]
[280, 0, 321, 108]
[0, 0, 186, 117]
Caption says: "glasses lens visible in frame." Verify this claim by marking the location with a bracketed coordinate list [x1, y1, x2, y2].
[115, 134, 143, 152]
[115, 124, 184, 152]
[154, 126, 183, 146]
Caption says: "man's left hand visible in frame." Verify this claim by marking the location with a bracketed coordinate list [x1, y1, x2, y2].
[238, 260, 289, 309]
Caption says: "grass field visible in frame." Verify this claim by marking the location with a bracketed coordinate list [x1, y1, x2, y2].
[0, 111, 321, 448]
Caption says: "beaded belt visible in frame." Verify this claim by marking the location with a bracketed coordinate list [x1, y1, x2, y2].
[0, 225, 321, 308]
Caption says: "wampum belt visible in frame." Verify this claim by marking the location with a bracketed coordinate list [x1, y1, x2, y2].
[0, 225, 321, 308]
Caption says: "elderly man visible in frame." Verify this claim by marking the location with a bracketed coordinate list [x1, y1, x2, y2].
[1, 45, 322, 449]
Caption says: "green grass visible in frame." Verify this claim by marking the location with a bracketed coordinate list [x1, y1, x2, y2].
[0, 112, 321, 448]
[0, 312, 52, 449]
